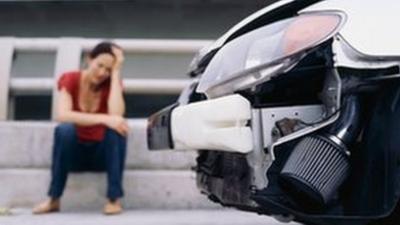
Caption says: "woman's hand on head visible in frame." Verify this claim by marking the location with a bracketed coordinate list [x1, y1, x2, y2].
[112, 47, 125, 71]
[105, 115, 129, 136]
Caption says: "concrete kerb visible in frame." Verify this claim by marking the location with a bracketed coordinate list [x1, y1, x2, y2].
[0, 120, 196, 169]
[0, 169, 218, 210]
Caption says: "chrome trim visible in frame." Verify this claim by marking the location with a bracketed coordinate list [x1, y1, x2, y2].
[246, 109, 270, 189]
[326, 134, 348, 152]
[260, 105, 326, 160]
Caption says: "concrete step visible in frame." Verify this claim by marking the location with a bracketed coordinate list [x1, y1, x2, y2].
[0, 209, 300, 225]
[0, 120, 196, 169]
[0, 169, 217, 210]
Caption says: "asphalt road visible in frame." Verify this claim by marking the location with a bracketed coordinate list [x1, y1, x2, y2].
[0, 209, 302, 225]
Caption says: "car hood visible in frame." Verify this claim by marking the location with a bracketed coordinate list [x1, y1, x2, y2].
[192, 0, 400, 77]
[302, 0, 400, 57]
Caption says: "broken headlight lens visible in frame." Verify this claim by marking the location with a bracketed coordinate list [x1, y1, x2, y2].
[197, 11, 346, 98]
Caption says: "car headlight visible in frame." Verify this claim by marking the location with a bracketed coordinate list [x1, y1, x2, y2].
[197, 11, 346, 98]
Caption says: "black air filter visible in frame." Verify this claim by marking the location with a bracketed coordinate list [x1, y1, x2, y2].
[280, 135, 350, 206]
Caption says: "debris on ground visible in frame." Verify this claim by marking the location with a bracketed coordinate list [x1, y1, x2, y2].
[0, 207, 12, 216]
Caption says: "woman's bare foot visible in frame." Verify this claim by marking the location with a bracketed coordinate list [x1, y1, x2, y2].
[103, 199, 122, 215]
[32, 198, 60, 214]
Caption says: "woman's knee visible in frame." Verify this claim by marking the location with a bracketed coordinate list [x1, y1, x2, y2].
[54, 123, 76, 142]
[105, 129, 127, 150]
[105, 129, 126, 141]
[52, 123, 77, 162]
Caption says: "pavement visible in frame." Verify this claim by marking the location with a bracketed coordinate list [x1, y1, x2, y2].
[0, 209, 302, 225]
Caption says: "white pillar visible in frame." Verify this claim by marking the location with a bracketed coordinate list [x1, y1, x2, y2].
[51, 38, 82, 120]
[0, 38, 14, 120]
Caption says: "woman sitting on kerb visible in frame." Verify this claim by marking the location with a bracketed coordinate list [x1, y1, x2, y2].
[33, 41, 128, 215]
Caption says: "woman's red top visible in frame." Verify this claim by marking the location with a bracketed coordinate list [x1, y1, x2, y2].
[57, 71, 111, 142]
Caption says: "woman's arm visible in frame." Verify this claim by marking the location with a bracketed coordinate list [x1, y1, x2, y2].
[56, 88, 128, 135]
[107, 47, 126, 116]
[56, 88, 107, 126]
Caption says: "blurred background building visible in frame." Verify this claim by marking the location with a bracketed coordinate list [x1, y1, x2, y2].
[1, 0, 275, 120]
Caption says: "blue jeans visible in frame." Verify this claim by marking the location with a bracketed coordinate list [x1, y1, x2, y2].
[48, 123, 127, 200]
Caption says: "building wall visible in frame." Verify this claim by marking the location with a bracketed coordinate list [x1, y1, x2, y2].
[0, 1, 274, 39]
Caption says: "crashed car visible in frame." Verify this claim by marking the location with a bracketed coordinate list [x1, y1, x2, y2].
[147, 0, 400, 224]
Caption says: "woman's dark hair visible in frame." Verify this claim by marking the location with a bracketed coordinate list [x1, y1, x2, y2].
[88, 41, 121, 59]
